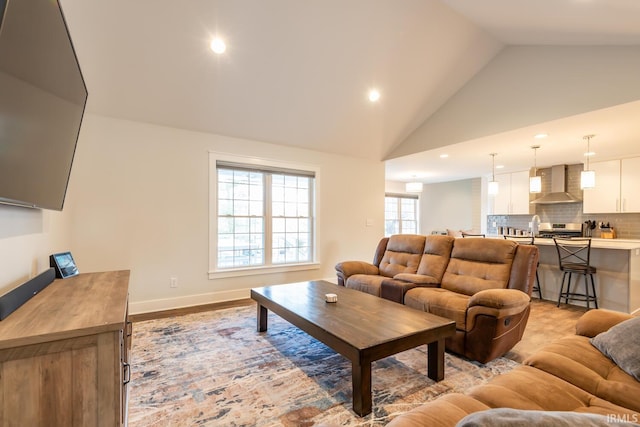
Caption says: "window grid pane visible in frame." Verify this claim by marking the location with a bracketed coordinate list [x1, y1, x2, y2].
[217, 169, 265, 268]
[385, 196, 418, 236]
[217, 167, 314, 269]
[272, 175, 312, 265]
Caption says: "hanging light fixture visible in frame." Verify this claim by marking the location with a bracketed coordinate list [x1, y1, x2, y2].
[530, 145, 542, 193]
[581, 134, 596, 189]
[488, 153, 499, 196]
[405, 182, 423, 193]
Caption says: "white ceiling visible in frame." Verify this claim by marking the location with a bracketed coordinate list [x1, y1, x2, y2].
[59, 0, 640, 184]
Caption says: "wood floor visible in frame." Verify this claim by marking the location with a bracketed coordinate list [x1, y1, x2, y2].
[505, 299, 587, 362]
[131, 297, 587, 364]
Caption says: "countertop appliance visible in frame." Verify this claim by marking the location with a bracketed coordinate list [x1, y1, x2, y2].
[536, 223, 584, 238]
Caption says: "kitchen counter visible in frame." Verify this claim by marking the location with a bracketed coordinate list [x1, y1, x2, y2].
[533, 237, 640, 250]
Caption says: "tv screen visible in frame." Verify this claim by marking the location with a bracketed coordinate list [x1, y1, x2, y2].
[0, 0, 87, 211]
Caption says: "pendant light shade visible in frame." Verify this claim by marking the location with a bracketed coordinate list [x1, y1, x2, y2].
[488, 153, 499, 196]
[405, 182, 423, 193]
[529, 145, 542, 193]
[581, 135, 596, 190]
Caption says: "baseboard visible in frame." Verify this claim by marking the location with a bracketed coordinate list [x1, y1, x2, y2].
[129, 288, 250, 315]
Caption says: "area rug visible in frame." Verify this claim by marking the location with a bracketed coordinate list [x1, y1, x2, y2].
[128, 305, 518, 426]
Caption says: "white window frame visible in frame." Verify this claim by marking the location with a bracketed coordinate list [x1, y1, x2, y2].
[208, 152, 320, 279]
[384, 193, 419, 236]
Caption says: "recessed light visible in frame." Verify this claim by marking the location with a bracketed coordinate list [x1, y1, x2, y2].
[496, 165, 505, 169]
[368, 89, 380, 102]
[440, 154, 449, 158]
[534, 133, 548, 139]
[584, 151, 596, 157]
[210, 37, 226, 54]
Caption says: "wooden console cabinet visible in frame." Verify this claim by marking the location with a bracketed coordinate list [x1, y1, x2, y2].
[0, 270, 131, 426]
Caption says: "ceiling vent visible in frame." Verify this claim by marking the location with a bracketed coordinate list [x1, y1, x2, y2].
[530, 165, 582, 204]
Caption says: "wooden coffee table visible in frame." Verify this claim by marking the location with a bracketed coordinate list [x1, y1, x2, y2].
[250, 280, 456, 416]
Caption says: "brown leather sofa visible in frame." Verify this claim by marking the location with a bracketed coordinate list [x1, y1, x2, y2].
[386, 309, 640, 426]
[335, 234, 539, 363]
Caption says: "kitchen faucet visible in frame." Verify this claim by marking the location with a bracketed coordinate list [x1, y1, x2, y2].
[530, 215, 541, 236]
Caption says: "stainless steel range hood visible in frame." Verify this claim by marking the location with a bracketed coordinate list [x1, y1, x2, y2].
[530, 165, 582, 205]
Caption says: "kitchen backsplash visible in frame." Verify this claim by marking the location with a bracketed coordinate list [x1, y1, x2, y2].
[487, 163, 640, 239]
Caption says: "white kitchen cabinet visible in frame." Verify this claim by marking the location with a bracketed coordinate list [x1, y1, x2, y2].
[490, 170, 532, 215]
[583, 157, 640, 213]
[621, 157, 640, 212]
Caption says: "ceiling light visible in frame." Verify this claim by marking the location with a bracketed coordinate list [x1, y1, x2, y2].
[210, 37, 226, 54]
[534, 133, 548, 139]
[368, 89, 380, 102]
[581, 134, 596, 189]
[439, 154, 449, 158]
[488, 153, 499, 196]
[496, 164, 504, 169]
[405, 182, 423, 193]
[530, 145, 542, 193]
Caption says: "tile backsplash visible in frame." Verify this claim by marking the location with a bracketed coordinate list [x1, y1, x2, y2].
[487, 164, 640, 239]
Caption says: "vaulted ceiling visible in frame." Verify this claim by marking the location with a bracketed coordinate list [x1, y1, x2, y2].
[60, 0, 640, 183]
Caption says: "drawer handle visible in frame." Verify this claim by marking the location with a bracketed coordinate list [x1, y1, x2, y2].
[123, 362, 131, 385]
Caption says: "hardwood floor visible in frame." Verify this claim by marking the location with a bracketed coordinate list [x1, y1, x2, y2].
[131, 297, 586, 364]
[505, 299, 587, 363]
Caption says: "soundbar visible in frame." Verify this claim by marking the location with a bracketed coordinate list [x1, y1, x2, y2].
[0, 268, 56, 320]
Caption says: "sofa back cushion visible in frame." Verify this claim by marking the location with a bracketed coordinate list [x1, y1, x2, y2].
[441, 238, 518, 296]
[379, 234, 426, 278]
[416, 235, 455, 282]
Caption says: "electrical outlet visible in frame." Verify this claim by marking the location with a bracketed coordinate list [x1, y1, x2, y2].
[170, 277, 178, 288]
[492, 221, 497, 227]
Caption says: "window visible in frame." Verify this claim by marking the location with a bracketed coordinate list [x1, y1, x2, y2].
[211, 156, 317, 274]
[385, 194, 418, 236]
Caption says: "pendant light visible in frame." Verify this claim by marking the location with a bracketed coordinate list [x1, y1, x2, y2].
[529, 145, 542, 193]
[581, 135, 596, 189]
[405, 182, 423, 193]
[488, 153, 499, 196]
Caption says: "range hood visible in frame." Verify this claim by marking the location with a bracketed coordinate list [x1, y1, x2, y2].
[530, 164, 582, 205]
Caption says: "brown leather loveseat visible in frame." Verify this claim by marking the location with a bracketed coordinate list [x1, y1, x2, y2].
[335, 234, 539, 363]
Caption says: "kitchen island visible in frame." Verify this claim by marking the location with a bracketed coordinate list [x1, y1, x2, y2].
[532, 238, 640, 313]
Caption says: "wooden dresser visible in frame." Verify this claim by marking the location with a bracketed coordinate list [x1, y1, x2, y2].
[0, 270, 131, 426]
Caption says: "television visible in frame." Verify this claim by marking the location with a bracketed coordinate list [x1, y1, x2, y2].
[0, 0, 87, 211]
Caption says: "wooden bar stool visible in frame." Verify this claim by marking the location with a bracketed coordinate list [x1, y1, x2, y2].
[552, 237, 598, 309]
[504, 235, 542, 299]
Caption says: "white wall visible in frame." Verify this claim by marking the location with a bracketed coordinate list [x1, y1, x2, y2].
[0, 205, 73, 293]
[64, 114, 385, 313]
[419, 179, 479, 235]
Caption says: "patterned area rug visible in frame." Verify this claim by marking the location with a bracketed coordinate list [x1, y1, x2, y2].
[128, 305, 518, 426]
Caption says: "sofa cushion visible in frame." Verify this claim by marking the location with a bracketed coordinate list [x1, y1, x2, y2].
[441, 239, 517, 296]
[404, 288, 470, 330]
[468, 365, 636, 417]
[524, 335, 640, 413]
[591, 316, 640, 381]
[415, 235, 455, 281]
[345, 274, 385, 296]
[378, 234, 425, 278]
[456, 408, 638, 427]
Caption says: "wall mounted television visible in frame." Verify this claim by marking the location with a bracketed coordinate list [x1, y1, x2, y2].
[0, 0, 87, 211]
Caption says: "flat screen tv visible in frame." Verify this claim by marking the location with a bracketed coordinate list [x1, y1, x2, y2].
[0, 0, 87, 211]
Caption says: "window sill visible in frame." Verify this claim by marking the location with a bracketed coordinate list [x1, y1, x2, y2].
[208, 262, 321, 280]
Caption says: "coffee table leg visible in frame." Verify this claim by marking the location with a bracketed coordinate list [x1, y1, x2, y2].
[427, 338, 445, 381]
[257, 304, 268, 332]
[352, 357, 372, 416]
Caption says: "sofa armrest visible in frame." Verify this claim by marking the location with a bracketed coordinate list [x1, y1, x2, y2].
[575, 309, 635, 338]
[468, 289, 530, 312]
[335, 261, 379, 286]
[386, 393, 490, 427]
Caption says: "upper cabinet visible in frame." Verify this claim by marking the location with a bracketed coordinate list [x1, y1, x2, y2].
[490, 170, 532, 215]
[583, 157, 640, 213]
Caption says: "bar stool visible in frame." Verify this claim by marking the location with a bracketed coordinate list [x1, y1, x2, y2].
[504, 235, 542, 299]
[552, 237, 598, 309]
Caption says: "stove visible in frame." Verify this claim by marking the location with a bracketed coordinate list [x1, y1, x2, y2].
[536, 223, 583, 239]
